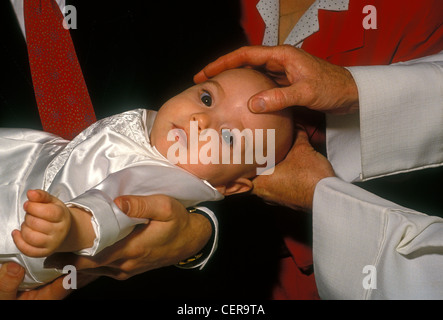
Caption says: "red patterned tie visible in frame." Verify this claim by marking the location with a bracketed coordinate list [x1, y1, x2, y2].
[24, 0, 96, 140]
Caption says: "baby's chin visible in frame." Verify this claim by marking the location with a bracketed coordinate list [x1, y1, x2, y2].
[174, 162, 206, 179]
[175, 163, 225, 187]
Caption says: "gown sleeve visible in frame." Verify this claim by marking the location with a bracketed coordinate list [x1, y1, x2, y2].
[65, 164, 222, 256]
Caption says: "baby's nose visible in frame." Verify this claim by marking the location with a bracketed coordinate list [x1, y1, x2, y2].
[191, 113, 211, 131]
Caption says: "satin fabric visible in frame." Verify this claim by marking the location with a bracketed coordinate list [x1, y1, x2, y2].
[0, 109, 223, 289]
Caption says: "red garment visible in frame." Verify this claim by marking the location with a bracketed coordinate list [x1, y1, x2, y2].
[241, 0, 443, 300]
[25, 0, 96, 140]
[302, 0, 443, 66]
[241, 0, 265, 47]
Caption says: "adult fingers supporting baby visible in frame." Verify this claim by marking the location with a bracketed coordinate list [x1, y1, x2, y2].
[246, 47, 359, 114]
[0, 261, 68, 300]
[114, 196, 212, 265]
[44, 251, 112, 271]
[17, 275, 71, 300]
[193, 45, 312, 113]
[114, 194, 182, 221]
[247, 84, 313, 114]
[44, 244, 144, 281]
[194, 45, 359, 115]
[45, 196, 209, 279]
[76, 266, 119, 278]
[252, 126, 334, 212]
[0, 262, 25, 300]
[16, 273, 85, 300]
[43, 231, 137, 272]
[74, 256, 144, 280]
[75, 265, 130, 280]
[194, 46, 285, 83]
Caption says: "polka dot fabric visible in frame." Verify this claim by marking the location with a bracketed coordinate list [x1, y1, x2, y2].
[24, 0, 96, 140]
[257, 0, 348, 47]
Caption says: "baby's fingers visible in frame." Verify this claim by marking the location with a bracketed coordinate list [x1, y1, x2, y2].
[11, 229, 50, 258]
[22, 212, 54, 234]
[26, 189, 62, 205]
[24, 201, 64, 223]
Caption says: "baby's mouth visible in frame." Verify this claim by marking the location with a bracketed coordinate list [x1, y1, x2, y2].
[171, 124, 188, 147]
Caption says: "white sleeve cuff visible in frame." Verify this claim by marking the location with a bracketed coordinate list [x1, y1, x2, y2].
[347, 60, 443, 180]
[194, 206, 218, 270]
[325, 112, 362, 182]
[66, 189, 148, 256]
[176, 206, 219, 270]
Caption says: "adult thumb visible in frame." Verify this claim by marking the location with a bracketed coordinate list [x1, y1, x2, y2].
[0, 262, 25, 300]
[114, 195, 149, 219]
[114, 194, 175, 220]
[248, 87, 299, 113]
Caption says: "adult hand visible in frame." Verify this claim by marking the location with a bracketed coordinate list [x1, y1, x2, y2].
[252, 126, 335, 212]
[194, 45, 359, 115]
[0, 262, 91, 300]
[45, 195, 212, 280]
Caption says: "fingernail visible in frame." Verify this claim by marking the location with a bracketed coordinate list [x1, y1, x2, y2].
[250, 97, 266, 113]
[6, 262, 22, 276]
[116, 199, 130, 214]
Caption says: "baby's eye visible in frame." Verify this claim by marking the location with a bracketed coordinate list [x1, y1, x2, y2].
[221, 129, 234, 146]
[200, 91, 212, 107]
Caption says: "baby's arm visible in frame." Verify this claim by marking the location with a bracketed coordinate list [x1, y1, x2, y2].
[12, 190, 95, 257]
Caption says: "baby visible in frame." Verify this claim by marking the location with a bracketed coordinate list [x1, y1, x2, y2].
[0, 68, 294, 289]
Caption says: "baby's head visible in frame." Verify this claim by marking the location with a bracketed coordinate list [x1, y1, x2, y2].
[151, 68, 294, 196]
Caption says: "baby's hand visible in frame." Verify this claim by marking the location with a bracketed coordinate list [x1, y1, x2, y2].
[12, 190, 72, 258]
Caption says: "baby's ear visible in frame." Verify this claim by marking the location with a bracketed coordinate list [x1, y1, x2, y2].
[215, 177, 253, 196]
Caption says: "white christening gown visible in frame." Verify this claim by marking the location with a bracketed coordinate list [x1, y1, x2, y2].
[0, 109, 222, 289]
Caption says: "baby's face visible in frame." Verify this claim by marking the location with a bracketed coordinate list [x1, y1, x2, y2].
[151, 69, 293, 194]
